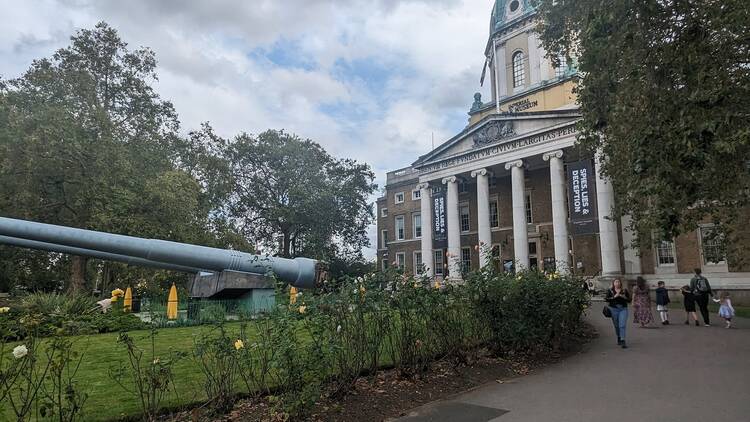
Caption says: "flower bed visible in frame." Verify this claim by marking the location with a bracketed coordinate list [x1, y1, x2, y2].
[0, 268, 589, 421]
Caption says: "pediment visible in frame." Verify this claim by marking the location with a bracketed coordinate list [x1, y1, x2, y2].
[412, 110, 581, 168]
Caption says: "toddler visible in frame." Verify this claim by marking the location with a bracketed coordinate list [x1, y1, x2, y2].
[715, 291, 735, 328]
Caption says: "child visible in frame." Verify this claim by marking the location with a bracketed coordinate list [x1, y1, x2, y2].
[655, 281, 670, 325]
[715, 291, 736, 328]
[680, 285, 699, 326]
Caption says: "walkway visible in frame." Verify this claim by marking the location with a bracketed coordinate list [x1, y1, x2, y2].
[398, 302, 750, 422]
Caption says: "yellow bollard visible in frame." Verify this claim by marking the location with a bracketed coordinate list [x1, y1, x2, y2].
[123, 287, 133, 312]
[289, 286, 298, 305]
[167, 283, 178, 320]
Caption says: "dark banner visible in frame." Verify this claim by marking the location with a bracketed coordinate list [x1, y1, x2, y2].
[567, 159, 599, 235]
[432, 190, 447, 248]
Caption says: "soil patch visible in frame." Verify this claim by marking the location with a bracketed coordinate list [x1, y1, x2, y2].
[164, 324, 596, 422]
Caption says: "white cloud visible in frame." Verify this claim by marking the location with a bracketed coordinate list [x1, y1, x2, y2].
[0, 0, 495, 259]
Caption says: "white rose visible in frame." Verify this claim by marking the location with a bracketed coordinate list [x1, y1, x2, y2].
[336, 325, 342, 333]
[12, 345, 28, 359]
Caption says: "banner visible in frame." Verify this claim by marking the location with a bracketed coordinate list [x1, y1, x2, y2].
[567, 159, 599, 235]
[432, 190, 447, 248]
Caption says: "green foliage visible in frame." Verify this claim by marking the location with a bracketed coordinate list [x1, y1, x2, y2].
[192, 324, 240, 413]
[38, 336, 88, 422]
[535, 0, 750, 253]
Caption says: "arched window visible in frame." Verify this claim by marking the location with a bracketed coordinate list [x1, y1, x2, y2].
[512, 51, 525, 87]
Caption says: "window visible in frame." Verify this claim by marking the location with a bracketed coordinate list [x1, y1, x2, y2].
[395, 252, 406, 271]
[458, 180, 469, 193]
[414, 251, 423, 275]
[460, 204, 470, 232]
[381, 207, 388, 217]
[512, 51, 525, 88]
[555, 54, 568, 78]
[413, 213, 422, 238]
[395, 216, 405, 240]
[700, 227, 726, 264]
[543, 257, 556, 272]
[528, 242, 537, 255]
[412, 189, 421, 200]
[380, 230, 388, 249]
[434, 250, 444, 276]
[525, 192, 533, 224]
[656, 240, 676, 266]
[461, 247, 472, 274]
[489, 200, 499, 228]
[395, 192, 405, 204]
[381, 259, 388, 271]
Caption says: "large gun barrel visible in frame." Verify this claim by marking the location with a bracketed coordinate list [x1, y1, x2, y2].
[0, 235, 203, 274]
[0, 217, 321, 288]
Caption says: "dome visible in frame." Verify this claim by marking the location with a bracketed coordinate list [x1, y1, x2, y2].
[489, 0, 535, 36]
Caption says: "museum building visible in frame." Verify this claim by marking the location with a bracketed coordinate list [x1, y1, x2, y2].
[376, 0, 749, 290]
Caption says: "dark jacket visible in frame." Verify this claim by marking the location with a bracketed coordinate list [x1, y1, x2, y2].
[690, 275, 713, 296]
[605, 288, 631, 307]
[655, 287, 670, 306]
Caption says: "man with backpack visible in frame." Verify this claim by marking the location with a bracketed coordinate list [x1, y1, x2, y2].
[690, 268, 714, 326]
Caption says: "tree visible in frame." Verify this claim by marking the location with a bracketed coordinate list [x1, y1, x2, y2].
[535, 0, 750, 253]
[223, 130, 376, 260]
[0, 22, 223, 292]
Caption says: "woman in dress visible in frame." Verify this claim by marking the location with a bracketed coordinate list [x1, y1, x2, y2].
[632, 276, 654, 327]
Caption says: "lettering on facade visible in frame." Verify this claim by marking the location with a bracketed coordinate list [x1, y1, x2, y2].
[472, 120, 515, 147]
[419, 125, 577, 174]
[432, 191, 447, 248]
[567, 159, 599, 235]
[507, 98, 539, 113]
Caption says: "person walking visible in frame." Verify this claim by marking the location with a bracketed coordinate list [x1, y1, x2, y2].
[655, 281, 670, 325]
[632, 276, 654, 327]
[690, 268, 714, 326]
[715, 291, 736, 328]
[681, 285, 700, 326]
[605, 278, 631, 349]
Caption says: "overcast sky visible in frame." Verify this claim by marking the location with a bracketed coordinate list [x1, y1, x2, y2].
[0, 0, 493, 258]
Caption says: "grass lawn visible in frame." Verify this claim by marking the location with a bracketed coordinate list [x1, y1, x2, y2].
[3, 323, 254, 421]
[667, 302, 750, 319]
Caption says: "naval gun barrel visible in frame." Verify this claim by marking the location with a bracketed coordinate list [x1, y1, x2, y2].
[0, 217, 321, 288]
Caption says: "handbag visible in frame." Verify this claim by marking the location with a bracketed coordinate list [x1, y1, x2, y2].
[602, 305, 612, 318]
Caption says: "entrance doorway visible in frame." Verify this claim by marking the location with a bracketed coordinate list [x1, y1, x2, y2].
[529, 240, 539, 270]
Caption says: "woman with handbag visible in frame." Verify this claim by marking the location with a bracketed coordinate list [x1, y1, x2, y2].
[605, 278, 632, 349]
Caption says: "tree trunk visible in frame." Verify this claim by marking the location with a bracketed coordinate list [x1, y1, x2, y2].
[69, 255, 88, 293]
[282, 232, 292, 258]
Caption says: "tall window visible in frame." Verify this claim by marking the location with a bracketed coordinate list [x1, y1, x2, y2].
[381, 259, 388, 271]
[700, 227, 726, 264]
[512, 51, 525, 88]
[380, 230, 388, 249]
[381, 207, 388, 217]
[461, 247, 472, 274]
[395, 216, 405, 240]
[434, 250, 444, 276]
[460, 205, 470, 232]
[414, 251, 423, 275]
[525, 192, 533, 224]
[554, 54, 568, 78]
[413, 213, 422, 238]
[656, 240, 676, 266]
[458, 180, 469, 193]
[489, 200, 499, 228]
[395, 192, 405, 204]
[412, 189, 421, 200]
[395, 252, 405, 270]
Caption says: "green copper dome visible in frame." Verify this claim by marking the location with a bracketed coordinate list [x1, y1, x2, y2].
[489, 0, 536, 36]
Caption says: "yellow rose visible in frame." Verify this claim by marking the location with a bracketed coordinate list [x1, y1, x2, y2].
[299, 306, 306, 314]
[234, 339, 244, 350]
[0, 307, 10, 314]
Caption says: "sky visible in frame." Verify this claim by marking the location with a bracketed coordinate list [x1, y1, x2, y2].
[0, 0, 493, 259]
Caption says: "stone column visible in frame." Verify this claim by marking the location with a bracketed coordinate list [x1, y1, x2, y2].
[471, 169, 492, 268]
[543, 150, 570, 273]
[417, 182, 434, 278]
[505, 160, 529, 269]
[594, 154, 622, 276]
[442, 176, 462, 281]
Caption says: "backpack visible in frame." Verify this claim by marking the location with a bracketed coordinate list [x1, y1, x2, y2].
[695, 276, 709, 293]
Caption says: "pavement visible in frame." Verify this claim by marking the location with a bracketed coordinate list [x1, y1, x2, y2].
[397, 302, 750, 422]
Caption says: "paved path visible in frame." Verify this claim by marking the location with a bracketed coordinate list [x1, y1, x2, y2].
[398, 302, 750, 422]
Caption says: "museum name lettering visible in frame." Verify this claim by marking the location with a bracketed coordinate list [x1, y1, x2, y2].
[418, 125, 577, 173]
